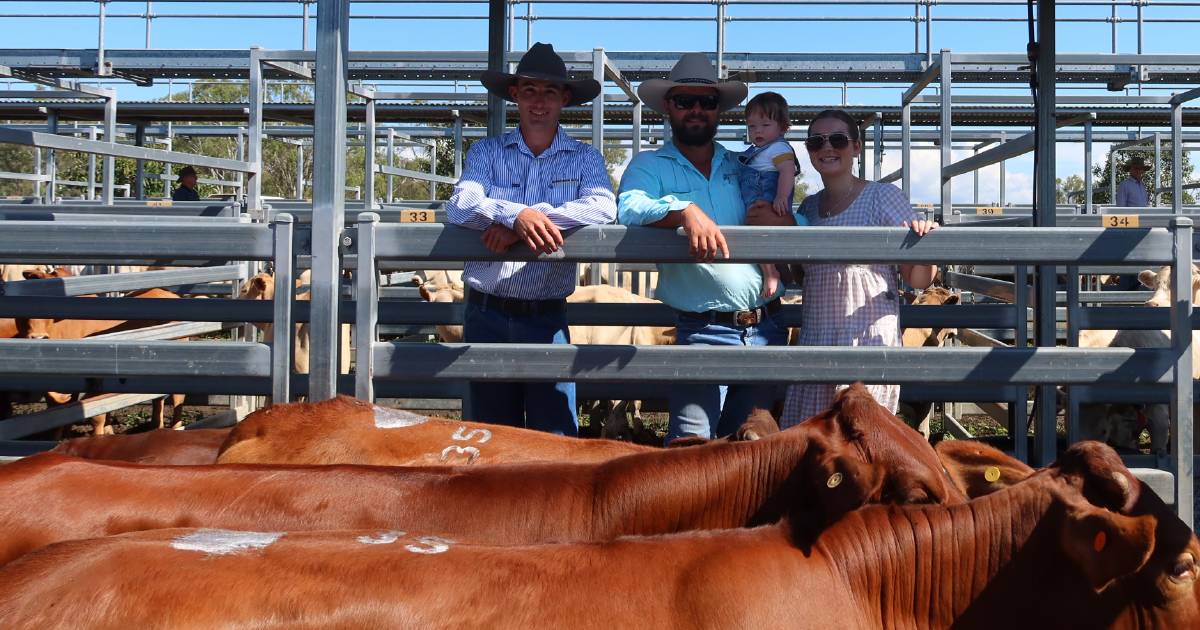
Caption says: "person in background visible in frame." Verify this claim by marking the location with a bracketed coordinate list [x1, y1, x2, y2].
[444, 42, 616, 436]
[171, 166, 200, 201]
[1107, 155, 1152, 291]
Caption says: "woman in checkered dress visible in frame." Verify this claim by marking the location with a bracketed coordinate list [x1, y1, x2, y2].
[780, 110, 940, 428]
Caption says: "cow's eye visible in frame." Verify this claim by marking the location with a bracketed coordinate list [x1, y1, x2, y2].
[1169, 553, 1196, 583]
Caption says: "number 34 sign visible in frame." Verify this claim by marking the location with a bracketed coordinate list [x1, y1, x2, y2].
[1103, 214, 1140, 228]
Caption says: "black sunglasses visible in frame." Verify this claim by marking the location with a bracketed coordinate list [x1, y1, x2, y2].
[669, 94, 721, 111]
[804, 133, 852, 151]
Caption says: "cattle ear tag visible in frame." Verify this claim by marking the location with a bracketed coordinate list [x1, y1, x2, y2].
[984, 466, 1001, 483]
[1093, 531, 1107, 553]
[826, 472, 843, 489]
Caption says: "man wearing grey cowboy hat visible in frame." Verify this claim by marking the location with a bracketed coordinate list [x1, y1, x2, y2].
[1116, 155, 1152, 208]
[446, 42, 616, 436]
[171, 165, 200, 201]
[1107, 154, 1154, 291]
[617, 52, 786, 443]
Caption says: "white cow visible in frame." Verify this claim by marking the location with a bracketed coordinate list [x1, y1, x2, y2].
[1078, 263, 1200, 454]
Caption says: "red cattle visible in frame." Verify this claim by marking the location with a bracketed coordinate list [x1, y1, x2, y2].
[0, 385, 957, 566]
[934, 438, 1035, 499]
[0, 442, 1194, 629]
[215, 396, 659, 466]
[49, 428, 231, 465]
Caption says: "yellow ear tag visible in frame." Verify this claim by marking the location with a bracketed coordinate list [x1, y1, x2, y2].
[984, 466, 1001, 483]
[1094, 531, 1107, 553]
[826, 472, 843, 489]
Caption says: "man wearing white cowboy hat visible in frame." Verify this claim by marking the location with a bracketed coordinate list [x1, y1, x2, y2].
[617, 52, 786, 443]
[1116, 155, 1152, 208]
[446, 42, 616, 435]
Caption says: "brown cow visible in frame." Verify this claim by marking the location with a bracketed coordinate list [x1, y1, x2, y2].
[0, 384, 959, 566]
[1, 443, 1194, 629]
[216, 396, 657, 466]
[16, 286, 187, 435]
[241, 269, 352, 376]
[897, 286, 960, 437]
[50, 428, 231, 465]
[934, 438, 1035, 499]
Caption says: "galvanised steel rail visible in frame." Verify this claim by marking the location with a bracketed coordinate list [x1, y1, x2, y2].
[352, 215, 1195, 524]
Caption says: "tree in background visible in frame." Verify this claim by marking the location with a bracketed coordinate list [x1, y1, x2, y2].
[1092, 148, 1195, 206]
[1055, 174, 1085, 204]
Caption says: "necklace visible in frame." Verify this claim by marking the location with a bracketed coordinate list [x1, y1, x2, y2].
[819, 179, 862, 218]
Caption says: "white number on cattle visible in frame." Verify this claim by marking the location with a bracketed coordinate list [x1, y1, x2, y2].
[441, 444, 481, 464]
[451, 426, 492, 444]
[357, 531, 405, 545]
[405, 536, 453, 555]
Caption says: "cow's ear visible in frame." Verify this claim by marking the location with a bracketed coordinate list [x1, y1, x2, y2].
[830, 383, 877, 442]
[1054, 442, 1141, 513]
[252, 276, 269, 292]
[1060, 506, 1155, 591]
[945, 293, 960, 306]
[1138, 269, 1157, 289]
[418, 283, 433, 302]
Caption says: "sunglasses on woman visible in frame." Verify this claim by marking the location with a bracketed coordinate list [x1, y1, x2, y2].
[804, 132, 852, 152]
[669, 94, 721, 111]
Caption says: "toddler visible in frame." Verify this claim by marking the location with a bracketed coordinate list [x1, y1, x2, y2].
[738, 91, 804, 299]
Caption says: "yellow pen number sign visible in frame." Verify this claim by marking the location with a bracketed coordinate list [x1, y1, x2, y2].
[976, 207, 1003, 216]
[147, 199, 174, 207]
[400, 209, 436, 223]
[1103, 214, 1139, 228]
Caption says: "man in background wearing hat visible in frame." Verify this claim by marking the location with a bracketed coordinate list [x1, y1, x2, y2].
[1107, 155, 1153, 291]
[171, 166, 200, 201]
[445, 42, 616, 435]
[617, 53, 786, 443]
[1116, 155, 1152, 208]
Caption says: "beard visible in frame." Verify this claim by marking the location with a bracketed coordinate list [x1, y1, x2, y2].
[671, 116, 718, 146]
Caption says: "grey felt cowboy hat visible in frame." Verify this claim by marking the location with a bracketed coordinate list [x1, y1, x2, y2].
[637, 53, 747, 116]
[1126, 156, 1153, 171]
[480, 42, 601, 107]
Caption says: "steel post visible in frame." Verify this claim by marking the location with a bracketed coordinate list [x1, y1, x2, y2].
[310, 0, 350, 401]
[429, 142, 437, 199]
[144, 1, 152, 48]
[1174, 103, 1184, 213]
[364, 96, 377, 209]
[1111, 148, 1118, 203]
[592, 48, 604, 150]
[1012, 264, 1029, 462]
[972, 147, 979, 205]
[386, 128, 395, 203]
[1169, 217, 1194, 527]
[134, 122, 146, 200]
[33, 148, 41, 199]
[1033, 0, 1057, 467]
[632, 100, 642, 157]
[873, 113, 883, 181]
[355, 212, 380, 400]
[236, 129, 246, 195]
[487, 0, 508, 137]
[247, 48, 264, 217]
[1084, 121, 1093, 213]
[295, 143, 304, 199]
[939, 49, 951, 223]
[901, 102, 911, 197]
[102, 96, 116, 205]
[87, 126, 97, 201]
[302, 1, 310, 50]
[716, 1, 726, 79]
[271, 214, 295, 403]
[44, 110, 57, 204]
[453, 110, 463, 178]
[96, 0, 108, 76]
[1155, 132, 1162, 206]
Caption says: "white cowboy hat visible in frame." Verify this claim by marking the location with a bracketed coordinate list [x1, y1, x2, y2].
[637, 53, 747, 116]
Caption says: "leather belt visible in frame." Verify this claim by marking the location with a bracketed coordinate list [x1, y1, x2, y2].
[678, 298, 782, 327]
[467, 289, 566, 317]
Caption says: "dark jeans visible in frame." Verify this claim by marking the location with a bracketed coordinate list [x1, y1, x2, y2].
[462, 298, 577, 436]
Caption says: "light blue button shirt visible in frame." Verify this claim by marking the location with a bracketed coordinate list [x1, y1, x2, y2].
[617, 140, 780, 313]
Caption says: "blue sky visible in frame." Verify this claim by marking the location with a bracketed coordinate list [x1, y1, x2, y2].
[2, 1, 1199, 203]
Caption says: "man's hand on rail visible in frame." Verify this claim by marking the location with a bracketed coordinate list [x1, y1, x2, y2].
[481, 224, 521, 253]
[680, 204, 730, 263]
[513, 208, 565, 255]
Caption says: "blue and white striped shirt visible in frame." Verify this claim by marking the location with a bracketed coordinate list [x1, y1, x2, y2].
[445, 127, 617, 300]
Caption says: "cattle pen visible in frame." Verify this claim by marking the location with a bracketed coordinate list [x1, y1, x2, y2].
[0, 0, 1199, 530]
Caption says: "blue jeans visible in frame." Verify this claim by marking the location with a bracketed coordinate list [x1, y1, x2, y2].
[462, 299, 578, 436]
[738, 164, 788, 206]
[667, 313, 787, 443]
